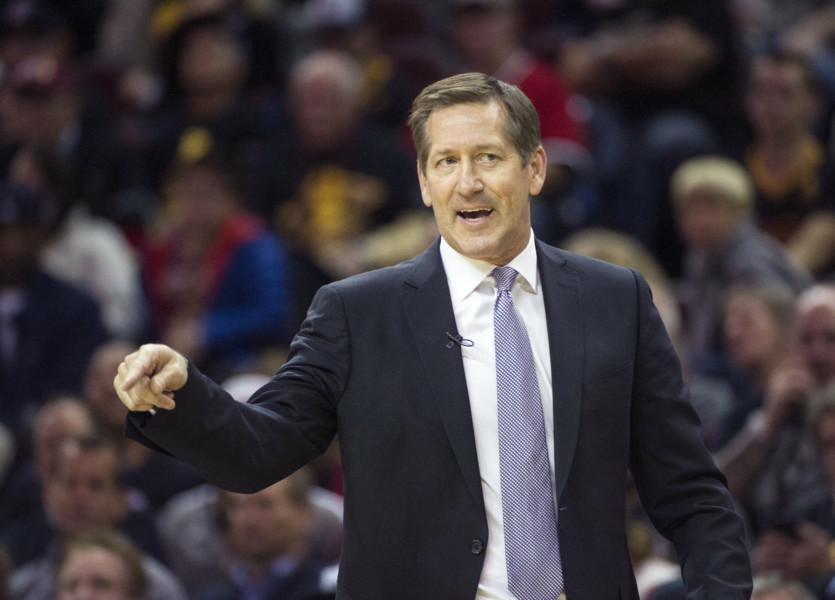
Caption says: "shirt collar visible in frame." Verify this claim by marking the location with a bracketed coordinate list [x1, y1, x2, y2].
[440, 230, 539, 301]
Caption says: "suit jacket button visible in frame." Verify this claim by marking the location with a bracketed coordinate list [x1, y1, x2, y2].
[470, 539, 484, 554]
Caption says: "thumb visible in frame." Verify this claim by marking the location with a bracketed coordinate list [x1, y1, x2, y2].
[148, 353, 188, 396]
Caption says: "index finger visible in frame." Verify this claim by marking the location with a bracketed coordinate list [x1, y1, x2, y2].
[114, 362, 176, 412]
[120, 349, 158, 392]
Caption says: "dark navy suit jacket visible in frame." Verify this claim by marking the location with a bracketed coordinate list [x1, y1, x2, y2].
[1, 270, 107, 433]
[127, 238, 752, 599]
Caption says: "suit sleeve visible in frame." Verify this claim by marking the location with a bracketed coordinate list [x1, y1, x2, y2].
[125, 284, 348, 493]
[627, 270, 753, 598]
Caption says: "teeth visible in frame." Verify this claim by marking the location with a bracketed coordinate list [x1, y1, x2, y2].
[459, 209, 492, 218]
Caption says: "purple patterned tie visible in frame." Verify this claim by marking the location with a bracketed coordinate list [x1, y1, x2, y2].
[491, 266, 564, 599]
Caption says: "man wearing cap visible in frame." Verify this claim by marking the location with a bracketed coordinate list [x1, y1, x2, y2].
[0, 181, 107, 435]
[115, 73, 751, 598]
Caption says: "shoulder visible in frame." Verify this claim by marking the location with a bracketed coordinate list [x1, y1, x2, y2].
[539, 241, 642, 286]
[328, 241, 440, 296]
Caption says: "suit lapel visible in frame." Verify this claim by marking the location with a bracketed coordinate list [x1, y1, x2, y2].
[400, 240, 483, 506]
[398, 239, 584, 505]
[537, 240, 583, 500]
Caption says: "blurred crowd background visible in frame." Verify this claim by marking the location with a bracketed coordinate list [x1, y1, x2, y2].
[3, 0, 835, 598]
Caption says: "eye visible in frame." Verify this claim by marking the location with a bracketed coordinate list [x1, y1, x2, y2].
[437, 156, 456, 167]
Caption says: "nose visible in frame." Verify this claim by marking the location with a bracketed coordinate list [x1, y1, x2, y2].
[455, 160, 483, 197]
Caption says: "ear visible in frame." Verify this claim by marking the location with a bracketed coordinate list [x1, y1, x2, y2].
[528, 146, 547, 197]
[417, 161, 432, 208]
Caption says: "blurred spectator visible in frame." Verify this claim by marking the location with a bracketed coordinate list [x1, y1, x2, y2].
[5, 145, 146, 341]
[158, 479, 343, 599]
[746, 381, 835, 596]
[743, 49, 835, 278]
[703, 282, 800, 450]
[8, 433, 185, 600]
[792, 285, 835, 387]
[4, 432, 166, 567]
[555, 0, 745, 275]
[0, 181, 107, 437]
[0, 0, 75, 70]
[154, 484, 225, 596]
[717, 284, 835, 539]
[94, 0, 157, 71]
[0, 397, 96, 547]
[732, 0, 827, 57]
[82, 340, 206, 510]
[1, 0, 108, 59]
[671, 155, 811, 359]
[272, 49, 433, 326]
[138, 12, 285, 222]
[150, 0, 290, 95]
[144, 150, 291, 381]
[299, 0, 435, 134]
[450, 0, 593, 244]
[0, 54, 143, 224]
[155, 373, 342, 594]
[770, 3, 835, 109]
[192, 467, 336, 600]
[55, 531, 148, 600]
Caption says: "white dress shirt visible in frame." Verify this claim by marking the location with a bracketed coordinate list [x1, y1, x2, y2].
[439, 231, 558, 599]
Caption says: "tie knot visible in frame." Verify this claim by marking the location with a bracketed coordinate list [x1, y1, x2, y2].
[490, 266, 518, 293]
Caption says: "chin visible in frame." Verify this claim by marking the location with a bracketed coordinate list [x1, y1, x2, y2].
[460, 244, 499, 262]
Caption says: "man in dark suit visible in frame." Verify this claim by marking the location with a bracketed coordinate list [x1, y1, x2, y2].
[0, 181, 107, 436]
[115, 73, 752, 599]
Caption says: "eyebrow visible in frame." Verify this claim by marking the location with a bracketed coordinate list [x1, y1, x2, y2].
[429, 143, 504, 157]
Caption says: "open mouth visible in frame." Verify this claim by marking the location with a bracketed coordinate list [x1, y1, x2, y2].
[458, 209, 493, 220]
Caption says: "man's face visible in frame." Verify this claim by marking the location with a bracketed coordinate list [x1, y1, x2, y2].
[33, 403, 95, 483]
[795, 303, 835, 386]
[417, 101, 545, 266]
[0, 222, 46, 286]
[178, 27, 245, 96]
[748, 58, 817, 139]
[224, 480, 310, 561]
[452, 6, 515, 64]
[722, 292, 783, 372]
[45, 447, 126, 538]
[290, 71, 359, 152]
[165, 166, 236, 239]
[57, 547, 135, 600]
[674, 189, 739, 251]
